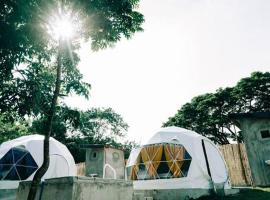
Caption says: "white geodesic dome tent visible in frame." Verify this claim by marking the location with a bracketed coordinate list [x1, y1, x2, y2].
[126, 127, 230, 190]
[0, 135, 76, 184]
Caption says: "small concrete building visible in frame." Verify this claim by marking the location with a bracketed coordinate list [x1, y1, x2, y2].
[82, 144, 125, 179]
[230, 112, 270, 186]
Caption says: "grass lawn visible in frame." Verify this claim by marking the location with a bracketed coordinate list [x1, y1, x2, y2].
[197, 188, 270, 200]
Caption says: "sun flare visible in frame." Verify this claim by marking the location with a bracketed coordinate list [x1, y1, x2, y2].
[53, 17, 74, 39]
[47, 11, 76, 41]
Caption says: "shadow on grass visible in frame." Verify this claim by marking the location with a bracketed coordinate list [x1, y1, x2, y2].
[194, 188, 270, 200]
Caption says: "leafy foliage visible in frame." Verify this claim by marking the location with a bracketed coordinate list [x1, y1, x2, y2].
[0, 61, 90, 120]
[164, 72, 270, 144]
[1, 1, 144, 198]
[65, 136, 138, 163]
[0, 0, 143, 168]
[0, 0, 144, 80]
[29, 106, 131, 162]
[0, 113, 29, 144]
[0, 105, 135, 162]
[0, 0, 144, 117]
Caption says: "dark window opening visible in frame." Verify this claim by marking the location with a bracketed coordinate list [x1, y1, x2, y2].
[181, 160, 192, 177]
[157, 152, 171, 178]
[93, 152, 97, 158]
[261, 130, 270, 139]
[0, 147, 38, 180]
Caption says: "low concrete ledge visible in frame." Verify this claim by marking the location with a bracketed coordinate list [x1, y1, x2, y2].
[0, 188, 17, 200]
[41, 176, 133, 186]
[133, 188, 240, 200]
[16, 177, 239, 200]
[134, 188, 211, 200]
[16, 177, 133, 200]
[225, 188, 240, 196]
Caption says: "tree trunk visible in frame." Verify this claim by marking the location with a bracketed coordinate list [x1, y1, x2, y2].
[27, 39, 63, 200]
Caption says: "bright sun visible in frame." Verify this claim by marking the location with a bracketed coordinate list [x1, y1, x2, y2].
[53, 17, 74, 39]
[47, 11, 75, 41]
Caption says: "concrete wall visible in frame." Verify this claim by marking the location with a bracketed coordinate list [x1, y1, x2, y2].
[0, 181, 20, 200]
[16, 177, 133, 200]
[239, 118, 270, 186]
[133, 189, 211, 200]
[0, 189, 17, 200]
[104, 148, 125, 179]
[85, 148, 104, 177]
[132, 188, 238, 200]
[16, 177, 238, 200]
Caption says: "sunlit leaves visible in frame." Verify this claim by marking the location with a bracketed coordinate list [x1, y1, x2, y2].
[0, 0, 144, 118]
[0, 0, 144, 168]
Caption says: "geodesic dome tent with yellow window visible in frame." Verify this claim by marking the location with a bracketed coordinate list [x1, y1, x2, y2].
[126, 127, 231, 192]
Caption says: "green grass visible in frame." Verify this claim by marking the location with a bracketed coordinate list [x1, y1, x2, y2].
[196, 188, 270, 200]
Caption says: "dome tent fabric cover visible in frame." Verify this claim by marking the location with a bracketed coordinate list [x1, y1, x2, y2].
[126, 127, 230, 190]
[0, 135, 76, 183]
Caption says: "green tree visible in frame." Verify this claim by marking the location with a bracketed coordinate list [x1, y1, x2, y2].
[0, 113, 29, 144]
[65, 135, 138, 163]
[0, 0, 144, 199]
[233, 72, 270, 112]
[164, 72, 270, 144]
[30, 106, 131, 162]
[0, 60, 90, 120]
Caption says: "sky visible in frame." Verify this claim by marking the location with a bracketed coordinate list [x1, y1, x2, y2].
[65, 0, 270, 144]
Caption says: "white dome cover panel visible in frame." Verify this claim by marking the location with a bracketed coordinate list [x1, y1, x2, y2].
[145, 126, 204, 145]
[0, 134, 76, 183]
[127, 127, 230, 190]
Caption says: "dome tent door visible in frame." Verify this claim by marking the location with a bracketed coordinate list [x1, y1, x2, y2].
[202, 139, 228, 185]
